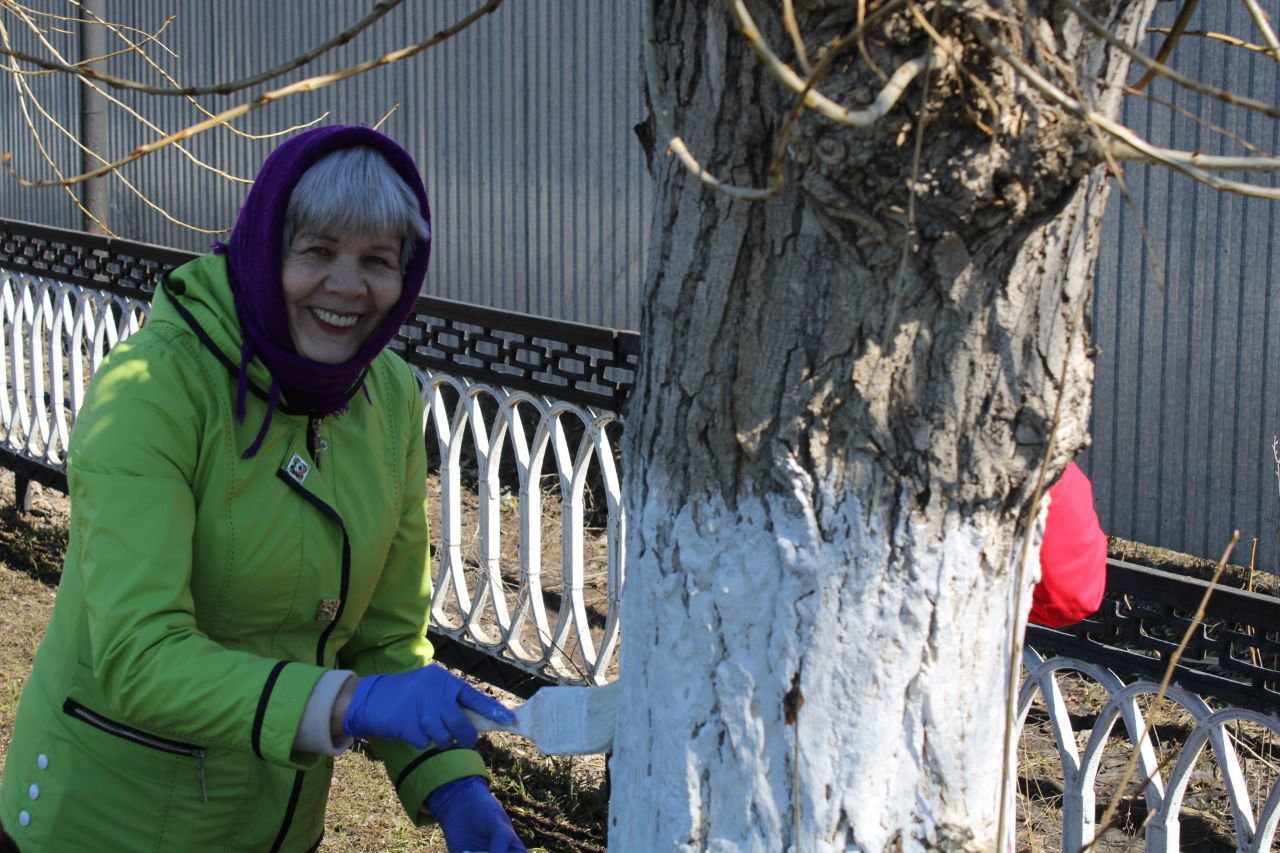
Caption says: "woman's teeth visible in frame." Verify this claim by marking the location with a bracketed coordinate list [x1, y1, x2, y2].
[311, 307, 359, 328]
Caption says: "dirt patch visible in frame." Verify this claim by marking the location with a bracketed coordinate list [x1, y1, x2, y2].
[1109, 536, 1280, 597]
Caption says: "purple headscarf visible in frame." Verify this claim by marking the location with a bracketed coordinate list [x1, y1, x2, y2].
[222, 125, 431, 457]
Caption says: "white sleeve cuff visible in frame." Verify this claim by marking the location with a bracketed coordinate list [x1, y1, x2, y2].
[293, 669, 357, 756]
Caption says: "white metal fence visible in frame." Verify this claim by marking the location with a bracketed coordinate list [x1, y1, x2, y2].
[0, 266, 623, 684]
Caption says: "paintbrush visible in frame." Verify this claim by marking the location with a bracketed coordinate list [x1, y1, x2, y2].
[465, 681, 619, 755]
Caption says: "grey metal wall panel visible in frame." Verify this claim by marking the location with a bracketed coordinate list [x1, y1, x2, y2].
[0, 8, 83, 231]
[1088, 1, 1280, 570]
[1, 1, 651, 328]
[13, 2, 1280, 569]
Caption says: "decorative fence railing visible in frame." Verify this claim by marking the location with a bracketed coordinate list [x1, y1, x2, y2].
[4, 218, 1280, 847]
[0, 217, 637, 696]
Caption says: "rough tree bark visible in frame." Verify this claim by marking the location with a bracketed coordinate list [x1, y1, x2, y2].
[611, 1, 1160, 849]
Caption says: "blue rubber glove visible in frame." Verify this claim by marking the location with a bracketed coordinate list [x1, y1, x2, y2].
[428, 776, 526, 853]
[342, 665, 515, 749]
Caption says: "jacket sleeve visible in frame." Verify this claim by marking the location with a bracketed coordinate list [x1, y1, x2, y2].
[1030, 462, 1108, 628]
[69, 330, 327, 768]
[337, 361, 486, 822]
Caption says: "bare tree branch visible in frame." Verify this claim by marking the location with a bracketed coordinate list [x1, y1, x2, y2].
[1149, 27, 1278, 56]
[972, 16, 1280, 200]
[73, 1, 327, 143]
[781, 0, 811, 75]
[643, 0, 920, 199]
[2, 1, 254, 184]
[1064, 0, 1280, 120]
[725, 0, 944, 130]
[1132, 0, 1199, 90]
[0, 11, 178, 76]
[1124, 84, 1270, 156]
[1107, 143, 1280, 172]
[1241, 0, 1280, 61]
[0, 0, 407, 97]
[1, 0, 177, 54]
[0, 12, 229, 233]
[5, 0, 506, 189]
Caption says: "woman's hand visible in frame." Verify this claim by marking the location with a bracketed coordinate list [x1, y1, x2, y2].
[336, 665, 515, 749]
[427, 776, 527, 852]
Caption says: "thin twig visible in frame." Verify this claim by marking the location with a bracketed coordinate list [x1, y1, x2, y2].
[1034, 20, 1168, 291]
[996, 232, 1096, 853]
[856, 0, 888, 80]
[0, 14, 110, 234]
[8, 48, 229, 234]
[1063, 0, 1280, 120]
[781, 0, 811, 74]
[372, 102, 400, 131]
[7, 0, 506, 189]
[1123, 84, 1268, 156]
[1131, 0, 1200, 90]
[726, 0, 943, 129]
[3, 1, 254, 185]
[0, 0, 409, 97]
[1148, 28, 1277, 56]
[1, 0, 177, 53]
[971, 16, 1280, 200]
[906, 1, 1001, 136]
[72, 0, 328, 143]
[0, 12, 178, 75]
[1241, 0, 1280, 61]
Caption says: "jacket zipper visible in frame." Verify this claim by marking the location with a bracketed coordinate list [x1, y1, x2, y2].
[64, 698, 208, 803]
[308, 417, 327, 467]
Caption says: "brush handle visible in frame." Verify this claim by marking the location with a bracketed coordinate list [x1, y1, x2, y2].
[464, 708, 518, 735]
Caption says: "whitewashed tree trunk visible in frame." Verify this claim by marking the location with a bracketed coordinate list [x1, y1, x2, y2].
[610, 1, 1159, 849]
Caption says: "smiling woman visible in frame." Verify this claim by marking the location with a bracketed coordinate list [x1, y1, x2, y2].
[282, 226, 405, 364]
[0, 126, 527, 853]
[278, 144, 428, 366]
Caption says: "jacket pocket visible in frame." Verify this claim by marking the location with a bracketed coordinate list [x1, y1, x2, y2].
[62, 698, 208, 803]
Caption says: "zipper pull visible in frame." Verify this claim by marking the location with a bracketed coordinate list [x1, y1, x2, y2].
[197, 753, 207, 804]
[310, 417, 328, 462]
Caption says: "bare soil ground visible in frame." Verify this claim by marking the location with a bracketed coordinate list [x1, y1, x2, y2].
[0, 466, 1275, 851]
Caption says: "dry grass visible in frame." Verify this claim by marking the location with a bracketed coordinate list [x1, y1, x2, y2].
[1016, 671, 1277, 851]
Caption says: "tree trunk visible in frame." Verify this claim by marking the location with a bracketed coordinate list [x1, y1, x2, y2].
[610, 1, 1159, 849]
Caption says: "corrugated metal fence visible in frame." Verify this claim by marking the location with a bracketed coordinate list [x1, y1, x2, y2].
[0, 0, 651, 328]
[5, 1, 1280, 570]
[1088, 1, 1280, 570]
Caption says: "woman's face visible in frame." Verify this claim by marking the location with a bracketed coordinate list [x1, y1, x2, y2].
[281, 227, 404, 364]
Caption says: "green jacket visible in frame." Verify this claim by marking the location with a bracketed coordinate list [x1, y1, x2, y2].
[0, 253, 484, 851]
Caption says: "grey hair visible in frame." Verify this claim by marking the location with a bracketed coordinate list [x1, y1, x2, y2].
[283, 146, 430, 272]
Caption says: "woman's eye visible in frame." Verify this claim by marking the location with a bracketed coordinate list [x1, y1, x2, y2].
[305, 246, 331, 258]
[364, 255, 393, 268]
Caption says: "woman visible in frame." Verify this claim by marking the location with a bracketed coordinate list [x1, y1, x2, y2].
[0, 126, 526, 852]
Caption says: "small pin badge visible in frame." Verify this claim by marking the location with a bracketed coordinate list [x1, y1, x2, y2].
[286, 453, 310, 485]
[315, 599, 341, 622]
